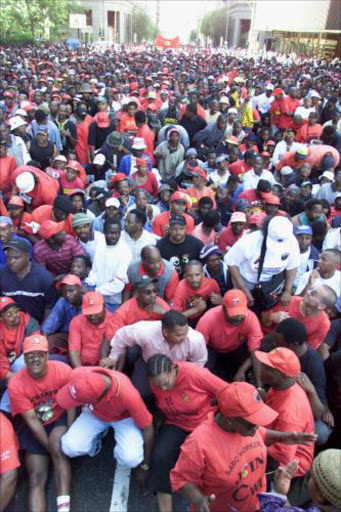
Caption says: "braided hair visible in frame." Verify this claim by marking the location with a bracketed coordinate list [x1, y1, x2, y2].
[146, 354, 173, 378]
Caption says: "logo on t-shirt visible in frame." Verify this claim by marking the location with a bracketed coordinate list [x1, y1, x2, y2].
[182, 393, 189, 402]
[36, 400, 54, 423]
[1, 450, 10, 461]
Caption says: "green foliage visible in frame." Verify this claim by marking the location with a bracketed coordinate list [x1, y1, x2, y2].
[0, 0, 84, 42]
[189, 29, 198, 43]
[132, 5, 157, 43]
[200, 6, 227, 46]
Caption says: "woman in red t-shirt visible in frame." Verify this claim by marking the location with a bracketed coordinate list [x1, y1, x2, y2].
[146, 354, 226, 512]
[131, 158, 159, 198]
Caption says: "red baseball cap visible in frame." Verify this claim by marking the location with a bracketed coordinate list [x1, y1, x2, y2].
[82, 292, 104, 315]
[8, 195, 24, 207]
[262, 193, 281, 205]
[56, 367, 107, 409]
[56, 274, 82, 291]
[191, 168, 207, 180]
[0, 296, 16, 313]
[272, 88, 284, 96]
[223, 289, 248, 317]
[218, 382, 278, 426]
[39, 220, 64, 240]
[23, 334, 49, 354]
[255, 347, 301, 378]
[170, 191, 191, 209]
[248, 212, 267, 227]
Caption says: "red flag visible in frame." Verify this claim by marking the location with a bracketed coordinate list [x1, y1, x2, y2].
[155, 35, 180, 49]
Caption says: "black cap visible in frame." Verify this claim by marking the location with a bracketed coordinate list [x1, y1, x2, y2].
[4, 239, 31, 253]
[169, 214, 186, 227]
[133, 275, 158, 289]
[53, 195, 74, 214]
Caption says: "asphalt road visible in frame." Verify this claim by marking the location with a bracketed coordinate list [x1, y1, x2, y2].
[6, 433, 189, 512]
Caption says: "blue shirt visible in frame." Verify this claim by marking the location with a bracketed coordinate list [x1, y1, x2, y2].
[0, 261, 56, 323]
[41, 297, 82, 334]
[118, 153, 153, 176]
[31, 120, 63, 151]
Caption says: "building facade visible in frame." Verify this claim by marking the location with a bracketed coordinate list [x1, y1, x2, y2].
[75, 0, 134, 43]
[223, 0, 340, 56]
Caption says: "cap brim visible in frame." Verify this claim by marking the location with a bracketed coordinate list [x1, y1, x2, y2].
[56, 385, 82, 410]
[244, 402, 278, 426]
[82, 304, 103, 315]
[225, 306, 248, 317]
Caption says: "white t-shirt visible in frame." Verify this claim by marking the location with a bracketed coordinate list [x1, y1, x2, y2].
[295, 269, 341, 298]
[243, 169, 276, 190]
[254, 93, 274, 114]
[208, 170, 230, 186]
[294, 106, 316, 120]
[323, 228, 341, 251]
[225, 230, 300, 285]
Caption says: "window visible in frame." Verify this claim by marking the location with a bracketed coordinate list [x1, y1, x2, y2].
[85, 10, 92, 26]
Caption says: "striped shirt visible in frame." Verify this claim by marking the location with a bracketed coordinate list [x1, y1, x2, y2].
[33, 235, 84, 276]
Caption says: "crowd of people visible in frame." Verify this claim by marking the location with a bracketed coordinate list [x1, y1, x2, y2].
[0, 42, 341, 512]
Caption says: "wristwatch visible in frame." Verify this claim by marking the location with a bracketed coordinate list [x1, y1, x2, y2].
[140, 463, 149, 471]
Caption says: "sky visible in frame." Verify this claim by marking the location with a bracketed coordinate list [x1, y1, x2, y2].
[141, 0, 223, 40]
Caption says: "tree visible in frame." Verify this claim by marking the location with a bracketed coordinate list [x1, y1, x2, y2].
[132, 6, 157, 43]
[189, 29, 198, 43]
[200, 7, 227, 46]
[0, 0, 83, 42]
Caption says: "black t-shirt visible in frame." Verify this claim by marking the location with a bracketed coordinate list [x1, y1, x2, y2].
[300, 345, 327, 404]
[156, 234, 204, 277]
[180, 115, 207, 145]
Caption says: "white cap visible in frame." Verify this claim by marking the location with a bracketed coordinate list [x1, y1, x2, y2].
[9, 116, 27, 131]
[280, 165, 294, 176]
[132, 137, 146, 150]
[319, 170, 334, 182]
[228, 107, 238, 115]
[219, 96, 230, 105]
[93, 153, 106, 165]
[266, 216, 293, 252]
[15, 108, 28, 117]
[310, 90, 321, 99]
[265, 84, 274, 91]
[105, 197, 120, 209]
[16, 172, 35, 193]
[53, 155, 67, 163]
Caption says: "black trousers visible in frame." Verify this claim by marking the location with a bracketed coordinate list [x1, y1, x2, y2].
[147, 424, 188, 494]
[206, 343, 250, 381]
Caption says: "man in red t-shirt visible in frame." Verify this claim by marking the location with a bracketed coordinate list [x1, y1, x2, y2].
[8, 335, 73, 512]
[256, 348, 315, 480]
[170, 260, 221, 323]
[56, 366, 154, 484]
[281, 88, 300, 130]
[261, 287, 331, 350]
[152, 192, 194, 237]
[217, 212, 247, 252]
[68, 292, 115, 368]
[0, 412, 20, 511]
[197, 289, 263, 385]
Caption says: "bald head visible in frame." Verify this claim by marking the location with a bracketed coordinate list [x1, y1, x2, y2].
[141, 245, 162, 276]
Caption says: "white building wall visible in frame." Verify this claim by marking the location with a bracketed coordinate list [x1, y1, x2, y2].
[253, 0, 330, 32]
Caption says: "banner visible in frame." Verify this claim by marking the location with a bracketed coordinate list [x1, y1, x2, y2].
[155, 35, 180, 49]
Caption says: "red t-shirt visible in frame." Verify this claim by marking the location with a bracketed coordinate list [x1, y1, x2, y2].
[171, 414, 267, 512]
[75, 367, 152, 427]
[8, 361, 72, 425]
[152, 210, 195, 237]
[131, 171, 159, 198]
[281, 96, 300, 130]
[11, 167, 60, 209]
[68, 311, 115, 365]
[31, 204, 73, 235]
[150, 361, 226, 432]
[262, 296, 330, 350]
[171, 277, 220, 319]
[265, 383, 315, 477]
[217, 225, 245, 252]
[136, 124, 155, 162]
[0, 154, 17, 195]
[119, 113, 137, 133]
[196, 306, 263, 353]
[0, 413, 20, 474]
[107, 296, 170, 338]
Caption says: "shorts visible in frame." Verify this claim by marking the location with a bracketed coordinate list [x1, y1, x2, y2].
[20, 413, 67, 456]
